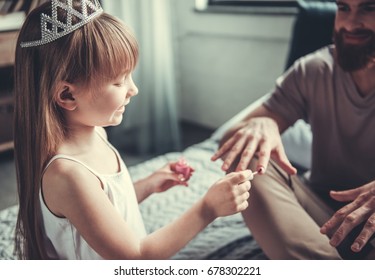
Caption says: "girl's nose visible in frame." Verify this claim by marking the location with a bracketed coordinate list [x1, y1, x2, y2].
[128, 82, 138, 97]
[128, 88, 138, 97]
[127, 75, 138, 97]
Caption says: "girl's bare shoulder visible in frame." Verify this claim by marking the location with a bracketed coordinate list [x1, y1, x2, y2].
[42, 158, 102, 217]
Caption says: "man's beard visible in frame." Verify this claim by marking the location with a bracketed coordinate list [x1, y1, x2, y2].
[334, 28, 375, 72]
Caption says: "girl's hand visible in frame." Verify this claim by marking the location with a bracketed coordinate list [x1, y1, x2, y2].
[171, 157, 194, 181]
[203, 170, 253, 219]
[149, 161, 194, 193]
[320, 181, 375, 253]
[134, 160, 194, 203]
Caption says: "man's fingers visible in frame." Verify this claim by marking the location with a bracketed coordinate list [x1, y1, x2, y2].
[330, 183, 374, 202]
[351, 214, 375, 252]
[330, 188, 362, 202]
[212, 131, 246, 162]
[255, 142, 271, 175]
[211, 136, 238, 161]
[322, 202, 371, 247]
[326, 214, 361, 247]
[271, 144, 297, 175]
[220, 138, 247, 171]
[321, 203, 355, 235]
[235, 142, 258, 171]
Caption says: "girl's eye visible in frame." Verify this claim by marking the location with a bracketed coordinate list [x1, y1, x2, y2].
[114, 75, 128, 86]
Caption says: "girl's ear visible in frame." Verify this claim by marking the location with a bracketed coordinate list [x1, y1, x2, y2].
[55, 82, 77, 111]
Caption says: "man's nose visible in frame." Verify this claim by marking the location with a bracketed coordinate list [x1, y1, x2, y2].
[342, 13, 365, 32]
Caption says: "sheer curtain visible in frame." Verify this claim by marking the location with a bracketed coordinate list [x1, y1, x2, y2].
[102, 0, 181, 155]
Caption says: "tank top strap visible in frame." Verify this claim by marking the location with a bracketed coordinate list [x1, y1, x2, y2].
[42, 128, 122, 177]
[43, 154, 101, 179]
[95, 128, 124, 169]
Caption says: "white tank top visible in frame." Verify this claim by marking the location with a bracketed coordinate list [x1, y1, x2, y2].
[39, 136, 147, 259]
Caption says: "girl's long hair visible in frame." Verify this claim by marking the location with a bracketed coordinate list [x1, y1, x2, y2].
[14, 1, 138, 259]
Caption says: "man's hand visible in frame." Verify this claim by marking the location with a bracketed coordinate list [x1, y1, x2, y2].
[320, 181, 375, 253]
[211, 117, 296, 175]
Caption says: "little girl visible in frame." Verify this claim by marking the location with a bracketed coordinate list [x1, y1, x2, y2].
[14, 0, 253, 260]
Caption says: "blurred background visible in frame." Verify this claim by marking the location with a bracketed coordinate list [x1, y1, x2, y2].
[0, 0, 335, 210]
[101, 0, 298, 155]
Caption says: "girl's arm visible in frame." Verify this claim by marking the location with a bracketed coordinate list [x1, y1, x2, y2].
[133, 177, 154, 203]
[139, 170, 250, 259]
[43, 160, 252, 259]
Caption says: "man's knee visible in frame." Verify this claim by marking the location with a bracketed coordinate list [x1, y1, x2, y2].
[275, 235, 341, 260]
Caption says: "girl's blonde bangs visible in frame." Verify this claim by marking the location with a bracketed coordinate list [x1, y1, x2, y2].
[75, 13, 139, 87]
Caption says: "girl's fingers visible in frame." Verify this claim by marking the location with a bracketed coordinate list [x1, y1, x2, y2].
[237, 200, 249, 212]
[228, 170, 253, 185]
[235, 188, 250, 203]
[234, 180, 251, 196]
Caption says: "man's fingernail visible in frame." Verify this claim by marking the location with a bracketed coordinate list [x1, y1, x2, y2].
[352, 243, 360, 251]
[330, 238, 338, 247]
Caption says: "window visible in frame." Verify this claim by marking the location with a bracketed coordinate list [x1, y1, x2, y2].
[195, 0, 335, 15]
[208, 0, 335, 7]
[209, 1, 299, 7]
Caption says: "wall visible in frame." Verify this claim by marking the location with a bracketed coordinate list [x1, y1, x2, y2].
[172, 0, 296, 128]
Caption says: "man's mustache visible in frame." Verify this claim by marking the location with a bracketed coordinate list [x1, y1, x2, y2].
[337, 28, 374, 38]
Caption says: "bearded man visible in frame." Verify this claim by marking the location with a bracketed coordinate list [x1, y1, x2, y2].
[212, 0, 375, 259]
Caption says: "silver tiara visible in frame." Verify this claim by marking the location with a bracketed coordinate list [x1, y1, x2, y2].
[20, 0, 103, 48]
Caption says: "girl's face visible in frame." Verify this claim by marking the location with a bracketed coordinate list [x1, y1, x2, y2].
[73, 73, 138, 127]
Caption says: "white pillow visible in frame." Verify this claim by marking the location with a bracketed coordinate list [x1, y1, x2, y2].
[210, 95, 312, 170]
[281, 119, 312, 170]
